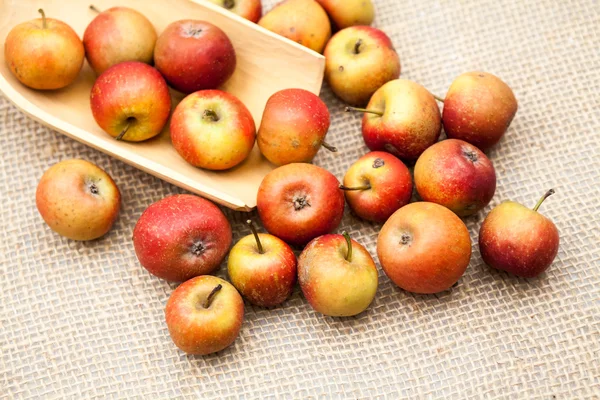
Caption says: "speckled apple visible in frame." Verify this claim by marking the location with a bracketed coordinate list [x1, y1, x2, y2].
[315, 0, 374, 29]
[206, 0, 262, 23]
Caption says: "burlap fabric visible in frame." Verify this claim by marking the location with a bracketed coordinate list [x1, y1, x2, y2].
[1, 0, 599, 398]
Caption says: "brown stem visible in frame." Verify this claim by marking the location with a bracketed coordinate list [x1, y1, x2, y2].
[38, 9, 47, 29]
[345, 106, 384, 117]
[342, 231, 352, 262]
[432, 94, 445, 103]
[203, 109, 219, 122]
[203, 284, 223, 308]
[353, 39, 363, 54]
[115, 123, 130, 141]
[246, 220, 264, 254]
[89, 4, 102, 13]
[322, 141, 337, 152]
[533, 189, 555, 212]
[339, 184, 371, 191]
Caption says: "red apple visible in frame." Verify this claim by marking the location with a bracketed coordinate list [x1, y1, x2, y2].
[257, 163, 345, 247]
[154, 20, 236, 94]
[133, 194, 232, 282]
[341, 151, 412, 223]
[377, 202, 471, 294]
[205, 0, 262, 23]
[165, 275, 244, 355]
[83, 6, 157, 75]
[4, 9, 84, 90]
[298, 231, 378, 317]
[257, 88, 334, 166]
[170, 90, 256, 170]
[36, 159, 120, 241]
[227, 220, 297, 307]
[90, 61, 171, 142]
[414, 139, 496, 217]
[315, 0, 375, 30]
[324, 26, 400, 106]
[442, 71, 518, 151]
[479, 189, 560, 278]
[347, 79, 441, 161]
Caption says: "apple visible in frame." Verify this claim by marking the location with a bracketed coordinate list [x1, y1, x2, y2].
[257, 163, 345, 247]
[170, 90, 256, 170]
[340, 151, 412, 223]
[258, 0, 331, 53]
[442, 71, 518, 151]
[315, 0, 374, 30]
[133, 194, 232, 282]
[83, 6, 157, 75]
[36, 159, 120, 241]
[257, 88, 335, 166]
[377, 202, 471, 294]
[346, 79, 441, 161]
[205, 0, 262, 23]
[479, 189, 560, 278]
[227, 220, 297, 307]
[154, 20, 236, 94]
[298, 231, 378, 317]
[414, 139, 496, 217]
[165, 275, 244, 355]
[324, 26, 400, 106]
[4, 9, 84, 90]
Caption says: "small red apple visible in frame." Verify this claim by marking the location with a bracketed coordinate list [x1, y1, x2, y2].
[165, 275, 244, 355]
[206, 0, 262, 23]
[133, 194, 232, 282]
[414, 139, 496, 217]
[257, 163, 345, 247]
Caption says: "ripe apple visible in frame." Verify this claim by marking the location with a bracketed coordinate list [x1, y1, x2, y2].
[227, 220, 297, 307]
[4, 9, 84, 90]
[340, 151, 412, 223]
[324, 26, 400, 106]
[205, 0, 262, 23]
[154, 20, 236, 93]
[170, 90, 256, 170]
[257, 163, 345, 247]
[346, 79, 441, 161]
[133, 194, 232, 282]
[165, 275, 244, 355]
[377, 202, 471, 294]
[258, 0, 331, 53]
[479, 189, 560, 278]
[90, 61, 171, 142]
[36, 159, 120, 241]
[298, 231, 378, 317]
[414, 139, 496, 217]
[442, 71, 518, 151]
[315, 0, 374, 30]
[83, 6, 157, 75]
[257, 88, 335, 166]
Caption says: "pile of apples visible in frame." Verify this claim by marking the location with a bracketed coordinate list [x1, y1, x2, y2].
[8, 0, 560, 357]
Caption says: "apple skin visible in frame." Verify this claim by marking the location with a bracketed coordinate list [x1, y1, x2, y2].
[360, 79, 441, 161]
[443, 71, 518, 151]
[298, 233, 378, 317]
[479, 198, 559, 278]
[90, 61, 171, 142]
[154, 20, 236, 94]
[257, 88, 330, 166]
[377, 202, 471, 294]
[83, 7, 157, 75]
[36, 159, 120, 241]
[206, 0, 262, 23]
[165, 275, 244, 355]
[4, 11, 84, 90]
[324, 26, 400, 106]
[257, 163, 345, 247]
[315, 0, 374, 30]
[228, 232, 297, 307]
[133, 194, 232, 282]
[414, 139, 496, 217]
[170, 90, 256, 170]
[342, 151, 412, 223]
[258, 0, 331, 54]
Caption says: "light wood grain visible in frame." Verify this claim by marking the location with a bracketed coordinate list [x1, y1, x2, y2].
[0, 0, 325, 211]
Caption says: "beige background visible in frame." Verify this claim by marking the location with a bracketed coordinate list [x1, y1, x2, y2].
[1, 0, 599, 398]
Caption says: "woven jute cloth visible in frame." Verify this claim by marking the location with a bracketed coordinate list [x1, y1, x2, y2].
[1, 0, 599, 398]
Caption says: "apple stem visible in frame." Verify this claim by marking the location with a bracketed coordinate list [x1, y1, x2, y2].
[223, 0, 235, 9]
[533, 189, 555, 212]
[345, 106, 384, 117]
[432, 94, 445, 103]
[38, 9, 47, 29]
[321, 141, 338, 153]
[342, 231, 353, 262]
[339, 184, 371, 191]
[203, 284, 223, 308]
[246, 220, 264, 254]
[115, 123, 130, 141]
[353, 39, 363, 54]
[89, 5, 102, 13]
[203, 109, 219, 122]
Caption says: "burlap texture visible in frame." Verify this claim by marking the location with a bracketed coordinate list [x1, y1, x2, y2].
[1, 0, 599, 398]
